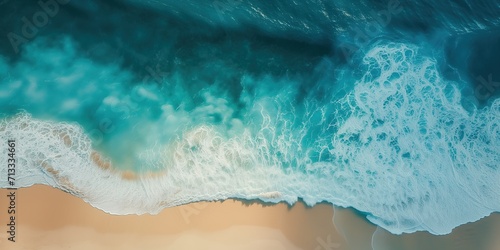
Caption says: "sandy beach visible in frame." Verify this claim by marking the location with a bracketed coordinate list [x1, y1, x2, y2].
[0, 185, 344, 250]
[1, 185, 500, 250]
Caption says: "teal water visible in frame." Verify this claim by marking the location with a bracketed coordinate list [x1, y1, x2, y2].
[0, 0, 499, 237]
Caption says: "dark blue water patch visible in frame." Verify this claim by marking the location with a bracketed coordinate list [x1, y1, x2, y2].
[3, 0, 499, 62]
[0, 0, 333, 76]
[443, 30, 500, 107]
[465, 31, 500, 105]
[0, 0, 336, 130]
[389, 0, 499, 34]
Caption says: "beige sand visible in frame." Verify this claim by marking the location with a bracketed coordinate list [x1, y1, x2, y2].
[333, 207, 500, 250]
[0, 185, 344, 250]
[1, 185, 499, 250]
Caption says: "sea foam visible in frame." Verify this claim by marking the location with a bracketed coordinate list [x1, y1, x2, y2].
[1, 42, 499, 235]
[327, 43, 500, 234]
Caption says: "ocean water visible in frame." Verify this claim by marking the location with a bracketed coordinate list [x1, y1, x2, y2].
[0, 0, 499, 237]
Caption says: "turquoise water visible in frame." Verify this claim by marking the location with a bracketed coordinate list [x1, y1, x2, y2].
[0, 0, 499, 237]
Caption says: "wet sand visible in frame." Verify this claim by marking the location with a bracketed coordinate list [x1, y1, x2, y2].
[0, 185, 342, 250]
[1, 185, 499, 250]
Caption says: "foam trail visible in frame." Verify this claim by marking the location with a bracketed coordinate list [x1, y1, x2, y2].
[326, 43, 500, 234]
[1, 40, 499, 236]
[0, 113, 311, 214]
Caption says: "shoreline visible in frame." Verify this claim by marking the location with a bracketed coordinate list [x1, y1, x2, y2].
[1, 185, 500, 250]
[0, 185, 343, 250]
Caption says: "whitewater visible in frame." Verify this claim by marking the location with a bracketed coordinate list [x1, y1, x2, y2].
[0, 0, 499, 236]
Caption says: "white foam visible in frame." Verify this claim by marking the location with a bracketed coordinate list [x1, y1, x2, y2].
[1, 42, 499, 236]
[0, 113, 314, 214]
[326, 42, 500, 234]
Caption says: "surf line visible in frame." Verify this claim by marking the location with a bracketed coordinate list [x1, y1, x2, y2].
[6, 139, 17, 243]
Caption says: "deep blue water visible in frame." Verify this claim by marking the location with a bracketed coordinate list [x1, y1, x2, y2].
[0, 0, 499, 237]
